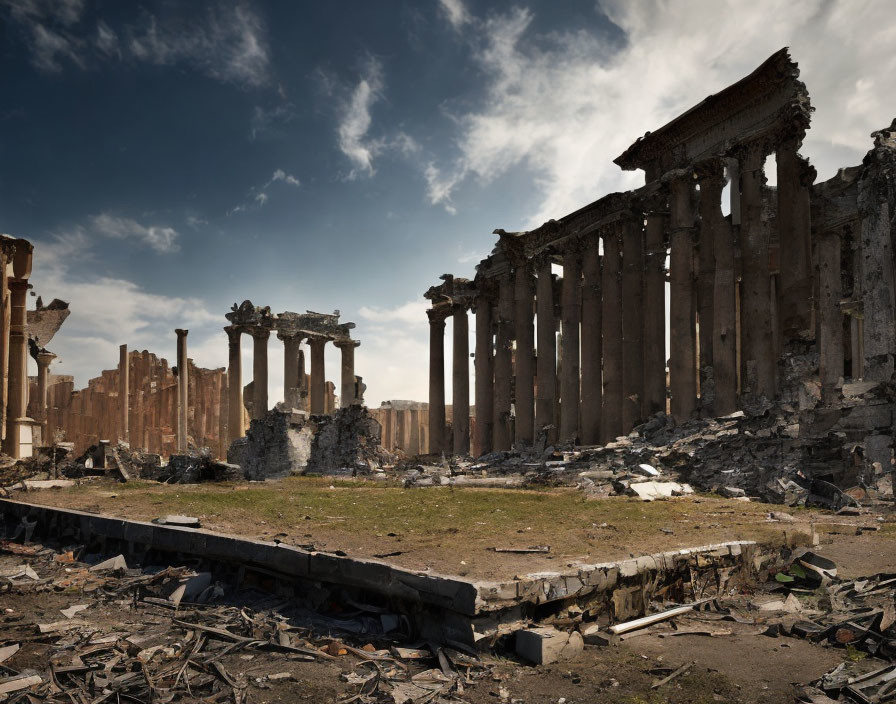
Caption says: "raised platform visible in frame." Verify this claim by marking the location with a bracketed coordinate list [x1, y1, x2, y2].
[0, 496, 788, 645]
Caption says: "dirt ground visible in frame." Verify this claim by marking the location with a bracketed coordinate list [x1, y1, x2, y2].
[14, 476, 874, 580]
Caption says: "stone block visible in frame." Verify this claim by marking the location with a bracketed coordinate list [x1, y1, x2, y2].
[515, 627, 583, 664]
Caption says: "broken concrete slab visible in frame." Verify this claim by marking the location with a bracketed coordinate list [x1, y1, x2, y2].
[515, 627, 583, 664]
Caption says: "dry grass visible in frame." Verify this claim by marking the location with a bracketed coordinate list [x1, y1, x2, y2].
[25, 477, 819, 579]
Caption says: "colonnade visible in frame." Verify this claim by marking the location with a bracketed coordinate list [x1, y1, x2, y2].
[425, 50, 825, 456]
[223, 303, 360, 443]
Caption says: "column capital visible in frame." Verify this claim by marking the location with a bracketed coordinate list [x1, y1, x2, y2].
[224, 324, 244, 343]
[36, 350, 57, 368]
[307, 335, 327, 348]
[729, 137, 768, 168]
[175, 328, 189, 339]
[276, 329, 305, 343]
[7, 279, 30, 293]
[248, 326, 270, 341]
[427, 306, 451, 326]
[693, 158, 727, 188]
[0, 239, 16, 259]
[334, 338, 360, 350]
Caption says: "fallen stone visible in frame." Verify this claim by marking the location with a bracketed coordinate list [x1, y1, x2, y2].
[89, 554, 128, 573]
[580, 623, 618, 646]
[60, 604, 88, 619]
[515, 627, 583, 664]
[720, 486, 746, 498]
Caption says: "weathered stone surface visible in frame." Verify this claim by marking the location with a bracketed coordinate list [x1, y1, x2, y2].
[515, 627, 583, 664]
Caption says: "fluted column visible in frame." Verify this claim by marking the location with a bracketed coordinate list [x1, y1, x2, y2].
[427, 308, 447, 454]
[513, 263, 535, 446]
[175, 328, 188, 452]
[560, 248, 581, 442]
[698, 161, 737, 415]
[777, 137, 815, 340]
[643, 196, 667, 417]
[0, 241, 14, 442]
[818, 227, 843, 402]
[336, 339, 360, 407]
[669, 173, 697, 420]
[4, 279, 29, 458]
[35, 350, 55, 437]
[473, 290, 494, 456]
[309, 336, 327, 414]
[493, 272, 513, 451]
[225, 325, 243, 441]
[738, 142, 776, 398]
[580, 242, 602, 444]
[119, 344, 129, 443]
[452, 305, 470, 455]
[601, 225, 623, 441]
[622, 215, 645, 433]
[250, 327, 270, 418]
[535, 257, 557, 440]
[279, 332, 303, 410]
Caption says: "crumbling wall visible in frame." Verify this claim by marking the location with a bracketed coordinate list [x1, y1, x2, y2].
[307, 404, 387, 474]
[39, 350, 228, 459]
[229, 410, 314, 480]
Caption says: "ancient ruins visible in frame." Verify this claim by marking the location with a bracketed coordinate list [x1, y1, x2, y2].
[426, 49, 896, 493]
[4, 46, 896, 704]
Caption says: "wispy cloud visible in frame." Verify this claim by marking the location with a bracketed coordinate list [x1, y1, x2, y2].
[358, 300, 428, 325]
[2, 0, 271, 88]
[438, 0, 470, 32]
[228, 168, 301, 215]
[426, 0, 896, 226]
[337, 57, 385, 179]
[90, 213, 180, 253]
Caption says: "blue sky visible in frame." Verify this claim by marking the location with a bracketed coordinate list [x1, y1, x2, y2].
[2, 0, 894, 406]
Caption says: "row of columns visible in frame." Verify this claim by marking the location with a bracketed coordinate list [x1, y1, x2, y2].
[427, 134, 815, 456]
[224, 325, 359, 444]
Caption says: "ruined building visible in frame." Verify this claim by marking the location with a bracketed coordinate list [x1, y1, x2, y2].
[34, 350, 228, 458]
[425, 49, 896, 485]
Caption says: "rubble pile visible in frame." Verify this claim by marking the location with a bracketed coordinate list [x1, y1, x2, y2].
[230, 406, 398, 480]
[0, 536, 492, 703]
[144, 450, 243, 484]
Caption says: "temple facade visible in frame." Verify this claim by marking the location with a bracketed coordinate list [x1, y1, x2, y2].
[425, 49, 896, 458]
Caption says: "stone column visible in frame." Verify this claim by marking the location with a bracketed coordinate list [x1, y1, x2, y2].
[643, 195, 667, 417]
[250, 327, 270, 418]
[492, 272, 513, 451]
[580, 242, 602, 444]
[452, 305, 470, 455]
[4, 278, 29, 458]
[669, 173, 697, 420]
[309, 336, 327, 414]
[738, 142, 776, 399]
[622, 215, 645, 433]
[336, 339, 360, 408]
[513, 263, 535, 446]
[473, 292, 494, 456]
[175, 328, 188, 452]
[535, 257, 557, 440]
[35, 350, 55, 436]
[777, 137, 814, 339]
[427, 308, 447, 455]
[601, 225, 623, 441]
[0, 240, 14, 442]
[119, 344, 129, 443]
[560, 248, 581, 442]
[279, 332, 303, 409]
[695, 160, 724, 413]
[818, 228, 843, 401]
[698, 161, 738, 415]
[225, 325, 243, 441]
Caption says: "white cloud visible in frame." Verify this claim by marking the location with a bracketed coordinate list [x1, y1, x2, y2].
[438, 0, 470, 31]
[359, 300, 428, 325]
[270, 168, 300, 187]
[426, 0, 896, 227]
[338, 57, 385, 179]
[28, 229, 220, 390]
[90, 213, 180, 253]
